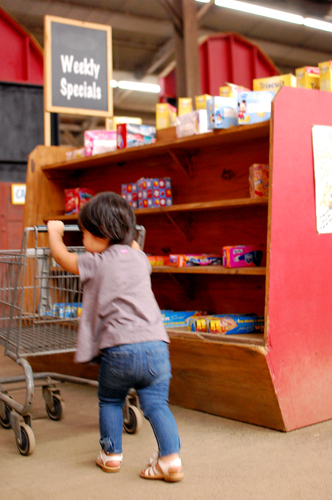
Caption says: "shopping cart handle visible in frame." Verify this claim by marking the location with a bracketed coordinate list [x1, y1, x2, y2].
[33, 224, 81, 232]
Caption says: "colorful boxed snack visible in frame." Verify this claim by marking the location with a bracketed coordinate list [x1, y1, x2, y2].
[188, 314, 264, 335]
[237, 91, 275, 125]
[253, 74, 296, 93]
[121, 182, 138, 209]
[107, 116, 142, 130]
[318, 61, 332, 91]
[195, 94, 212, 110]
[137, 178, 172, 209]
[169, 254, 222, 267]
[219, 83, 250, 97]
[222, 245, 264, 268]
[176, 110, 209, 138]
[249, 164, 269, 198]
[206, 96, 238, 129]
[147, 255, 170, 266]
[161, 310, 205, 328]
[156, 103, 177, 130]
[295, 67, 320, 90]
[178, 97, 193, 116]
[64, 188, 95, 215]
[117, 123, 156, 149]
[84, 130, 117, 156]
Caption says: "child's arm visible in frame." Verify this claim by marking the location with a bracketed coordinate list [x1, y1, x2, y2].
[47, 221, 79, 275]
[131, 239, 141, 250]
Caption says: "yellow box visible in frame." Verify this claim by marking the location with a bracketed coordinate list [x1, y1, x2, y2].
[219, 83, 249, 97]
[195, 94, 211, 110]
[107, 116, 142, 130]
[318, 61, 332, 91]
[178, 97, 193, 116]
[156, 103, 177, 130]
[253, 74, 296, 93]
[295, 67, 320, 90]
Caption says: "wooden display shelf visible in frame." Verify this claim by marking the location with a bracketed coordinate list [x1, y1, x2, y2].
[152, 265, 266, 275]
[43, 197, 268, 222]
[167, 326, 264, 346]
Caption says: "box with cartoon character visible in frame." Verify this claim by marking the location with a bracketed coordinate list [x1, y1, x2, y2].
[237, 91, 275, 125]
[206, 96, 238, 129]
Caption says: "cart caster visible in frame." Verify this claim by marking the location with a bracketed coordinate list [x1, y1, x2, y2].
[0, 403, 12, 429]
[16, 422, 36, 456]
[45, 395, 64, 421]
[123, 405, 143, 434]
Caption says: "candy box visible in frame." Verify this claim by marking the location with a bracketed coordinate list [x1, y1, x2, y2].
[295, 66, 320, 90]
[189, 314, 264, 334]
[195, 94, 212, 110]
[84, 130, 117, 156]
[121, 182, 138, 209]
[176, 110, 209, 138]
[178, 97, 193, 116]
[147, 255, 170, 266]
[206, 96, 238, 129]
[138, 178, 172, 209]
[249, 164, 269, 198]
[161, 310, 204, 328]
[64, 188, 95, 215]
[117, 123, 156, 149]
[253, 74, 296, 93]
[222, 245, 264, 268]
[237, 91, 275, 125]
[169, 254, 222, 267]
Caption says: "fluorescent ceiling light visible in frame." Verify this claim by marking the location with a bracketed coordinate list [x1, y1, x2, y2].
[110, 80, 118, 88]
[117, 81, 161, 93]
[214, 0, 303, 24]
[304, 17, 332, 32]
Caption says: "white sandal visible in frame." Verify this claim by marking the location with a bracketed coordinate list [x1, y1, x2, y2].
[140, 452, 184, 482]
[96, 449, 123, 473]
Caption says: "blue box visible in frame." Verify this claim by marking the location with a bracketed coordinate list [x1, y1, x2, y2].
[207, 96, 238, 129]
[161, 310, 204, 328]
[237, 91, 275, 125]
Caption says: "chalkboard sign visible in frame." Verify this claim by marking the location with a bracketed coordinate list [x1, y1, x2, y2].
[44, 16, 112, 117]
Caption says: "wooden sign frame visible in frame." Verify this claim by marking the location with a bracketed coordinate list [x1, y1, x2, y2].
[44, 15, 112, 144]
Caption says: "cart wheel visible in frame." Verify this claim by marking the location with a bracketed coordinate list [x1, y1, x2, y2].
[16, 423, 36, 456]
[123, 405, 143, 434]
[0, 404, 12, 429]
[46, 396, 64, 421]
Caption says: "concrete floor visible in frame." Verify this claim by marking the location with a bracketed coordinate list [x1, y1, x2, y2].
[1, 346, 332, 500]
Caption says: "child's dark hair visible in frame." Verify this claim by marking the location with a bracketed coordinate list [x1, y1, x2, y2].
[78, 192, 136, 245]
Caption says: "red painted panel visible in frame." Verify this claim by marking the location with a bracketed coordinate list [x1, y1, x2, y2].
[267, 87, 332, 430]
[160, 33, 280, 100]
[0, 7, 43, 84]
[0, 183, 24, 250]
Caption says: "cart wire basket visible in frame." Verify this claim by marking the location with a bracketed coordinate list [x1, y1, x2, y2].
[0, 224, 145, 455]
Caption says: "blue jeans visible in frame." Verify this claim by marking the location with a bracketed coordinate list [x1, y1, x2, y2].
[98, 341, 181, 457]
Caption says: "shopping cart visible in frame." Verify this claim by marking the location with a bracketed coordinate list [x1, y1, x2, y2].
[0, 224, 145, 455]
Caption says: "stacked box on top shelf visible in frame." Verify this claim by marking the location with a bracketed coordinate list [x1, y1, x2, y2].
[121, 182, 138, 209]
[137, 178, 172, 208]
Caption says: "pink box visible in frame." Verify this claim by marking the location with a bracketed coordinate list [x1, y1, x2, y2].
[137, 178, 172, 209]
[121, 183, 138, 209]
[84, 130, 117, 156]
[222, 245, 264, 268]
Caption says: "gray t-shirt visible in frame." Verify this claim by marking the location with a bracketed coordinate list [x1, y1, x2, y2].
[76, 244, 169, 363]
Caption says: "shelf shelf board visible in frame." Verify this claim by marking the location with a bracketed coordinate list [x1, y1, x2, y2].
[41, 121, 270, 179]
[152, 265, 266, 275]
[43, 197, 268, 222]
[167, 327, 265, 346]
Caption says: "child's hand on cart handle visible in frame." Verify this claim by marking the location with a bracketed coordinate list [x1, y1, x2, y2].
[47, 220, 65, 236]
[47, 220, 79, 275]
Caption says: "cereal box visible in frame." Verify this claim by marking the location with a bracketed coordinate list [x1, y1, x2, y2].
[121, 183, 138, 209]
[137, 178, 172, 209]
[156, 103, 177, 130]
[178, 97, 193, 116]
[222, 245, 264, 268]
[237, 91, 275, 125]
[249, 164, 269, 198]
[295, 67, 320, 90]
[195, 94, 212, 110]
[64, 188, 95, 215]
[206, 96, 238, 129]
